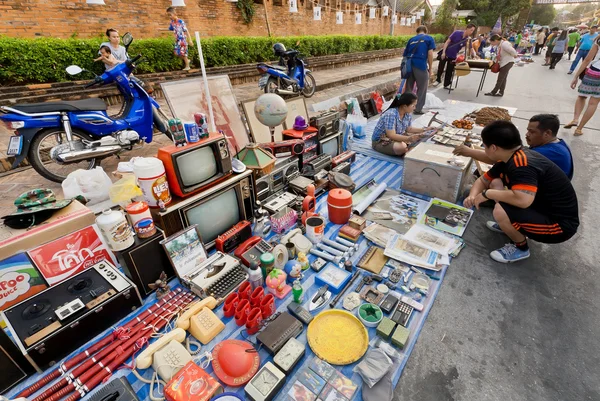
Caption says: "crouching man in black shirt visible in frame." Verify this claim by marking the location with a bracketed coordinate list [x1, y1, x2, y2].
[464, 120, 579, 263]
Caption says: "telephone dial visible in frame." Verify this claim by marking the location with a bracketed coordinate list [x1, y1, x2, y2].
[234, 236, 274, 267]
[176, 296, 225, 345]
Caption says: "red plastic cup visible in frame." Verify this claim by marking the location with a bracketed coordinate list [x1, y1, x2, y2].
[234, 299, 250, 326]
[250, 287, 264, 308]
[260, 294, 276, 319]
[223, 292, 240, 318]
[238, 281, 252, 300]
[246, 307, 263, 335]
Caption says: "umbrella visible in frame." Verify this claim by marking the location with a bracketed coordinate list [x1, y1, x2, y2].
[577, 24, 589, 29]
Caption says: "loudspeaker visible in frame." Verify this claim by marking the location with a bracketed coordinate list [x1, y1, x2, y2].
[0, 328, 35, 394]
[114, 229, 175, 298]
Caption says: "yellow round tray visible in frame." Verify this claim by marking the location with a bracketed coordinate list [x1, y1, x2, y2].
[307, 309, 369, 365]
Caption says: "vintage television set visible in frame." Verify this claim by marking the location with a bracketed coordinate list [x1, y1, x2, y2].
[153, 170, 256, 249]
[157, 132, 233, 198]
[318, 131, 343, 158]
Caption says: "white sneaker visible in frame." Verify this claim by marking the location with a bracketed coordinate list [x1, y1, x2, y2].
[490, 243, 530, 263]
[432, 81, 441, 87]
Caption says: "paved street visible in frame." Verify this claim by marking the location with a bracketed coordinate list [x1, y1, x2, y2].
[0, 54, 599, 401]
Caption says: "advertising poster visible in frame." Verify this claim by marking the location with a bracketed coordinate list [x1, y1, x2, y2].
[0, 253, 47, 311]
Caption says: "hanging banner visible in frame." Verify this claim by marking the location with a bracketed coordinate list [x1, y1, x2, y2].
[419, 8, 425, 17]
[336, 11, 343, 24]
[369, 7, 376, 19]
[411, 15, 416, 24]
[392, 14, 397, 24]
[355, 12, 362, 24]
[314, 6, 321, 20]
[383, 6, 389, 16]
[400, 17, 406, 26]
[289, 0, 298, 13]
[492, 16, 502, 33]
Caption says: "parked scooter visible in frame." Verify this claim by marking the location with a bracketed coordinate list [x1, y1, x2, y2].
[257, 43, 316, 97]
[0, 33, 170, 183]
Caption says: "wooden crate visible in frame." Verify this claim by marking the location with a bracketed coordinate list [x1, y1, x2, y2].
[402, 143, 472, 203]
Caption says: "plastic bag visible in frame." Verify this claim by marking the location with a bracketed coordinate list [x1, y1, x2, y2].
[346, 98, 364, 117]
[346, 113, 367, 139]
[353, 348, 393, 388]
[62, 167, 112, 206]
[109, 175, 143, 207]
[370, 92, 384, 113]
[424, 93, 445, 109]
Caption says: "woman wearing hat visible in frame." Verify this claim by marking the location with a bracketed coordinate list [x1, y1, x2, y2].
[371, 93, 436, 156]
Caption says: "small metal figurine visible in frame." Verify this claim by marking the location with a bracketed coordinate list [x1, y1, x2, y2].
[149, 271, 170, 299]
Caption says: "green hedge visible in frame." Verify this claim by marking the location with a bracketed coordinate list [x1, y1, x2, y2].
[0, 34, 445, 85]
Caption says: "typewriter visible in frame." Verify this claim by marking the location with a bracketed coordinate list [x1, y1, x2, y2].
[182, 252, 247, 302]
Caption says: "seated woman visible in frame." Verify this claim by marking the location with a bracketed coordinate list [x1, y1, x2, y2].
[371, 93, 434, 156]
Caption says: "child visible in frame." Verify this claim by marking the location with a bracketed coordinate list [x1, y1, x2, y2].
[94, 46, 118, 70]
[166, 7, 194, 71]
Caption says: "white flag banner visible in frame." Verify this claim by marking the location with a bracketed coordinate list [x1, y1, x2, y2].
[400, 17, 406, 25]
[336, 11, 343, 24]
[411, 15, 416, 23]
[419, 8, 425, 16]
[369, 7, 376, 19]
[392, 14, 397, 24]
[314, 6, 321, 20]
[382, 6, 389, 16]
[355, 12, 362, 24]
[289, 0, 298, 13]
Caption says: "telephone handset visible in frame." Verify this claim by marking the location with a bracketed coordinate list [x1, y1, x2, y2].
[136, 328, 187, 370]
[234, 236, 273, 267]
[281, 228, 312, 254]
[176, 296, 224, 345]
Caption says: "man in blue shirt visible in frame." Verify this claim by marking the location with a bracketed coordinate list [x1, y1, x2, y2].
[403, 25, 436, 115]
[453, 114, 573, 179]
[568, 25, 598, 74]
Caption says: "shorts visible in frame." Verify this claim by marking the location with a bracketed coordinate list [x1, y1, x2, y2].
[545, 46, 554, 59]
[372, 140, 402, 156]
[499, 202, 578, 244]
[578, 67, 600, 98]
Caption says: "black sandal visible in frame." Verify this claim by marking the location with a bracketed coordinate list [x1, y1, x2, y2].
[484, 92, 497, 96]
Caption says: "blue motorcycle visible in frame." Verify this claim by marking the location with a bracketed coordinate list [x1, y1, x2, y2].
[0, 33, 170, 183]
[257, 43, 316, 98]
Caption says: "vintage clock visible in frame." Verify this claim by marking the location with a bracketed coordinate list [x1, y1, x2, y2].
[244, 362, 286, 401]
[273, 337, 306, 373]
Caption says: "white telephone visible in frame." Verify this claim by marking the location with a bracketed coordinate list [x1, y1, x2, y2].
[176, 296, 225, 345]
[135, 328, 195, 383]
[281, 228, 312, 254]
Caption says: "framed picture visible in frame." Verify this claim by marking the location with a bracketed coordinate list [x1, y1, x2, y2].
[160, 75, 250, 154]
[241, 99, 284, 143]
[284, 97, 309, 131]
[160, 225, 208, 279]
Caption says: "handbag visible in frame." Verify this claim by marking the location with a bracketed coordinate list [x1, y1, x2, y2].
[491, 41, 502, 73]
[401, 38, 425, 78]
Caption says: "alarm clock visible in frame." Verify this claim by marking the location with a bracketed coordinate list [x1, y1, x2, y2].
[273, 337, 306, 373]
[244, 362, 286, 401]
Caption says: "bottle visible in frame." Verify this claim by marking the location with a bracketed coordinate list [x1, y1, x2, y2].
[248, 261, 264, 290]
[464, 134, 473, 148]
[292, 280, 304, 303]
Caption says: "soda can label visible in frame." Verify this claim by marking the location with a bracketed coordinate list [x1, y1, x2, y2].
[184, 122, 199, 143]
[193, 112, 209, 139]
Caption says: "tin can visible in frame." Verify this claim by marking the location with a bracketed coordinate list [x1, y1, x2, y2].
[170, 118, 187, 147]
[125, 201, 156, 236]
[193, 112, 209, 139]
[184, 122, 199, 143]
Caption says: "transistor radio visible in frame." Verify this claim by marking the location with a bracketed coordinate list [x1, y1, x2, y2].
[302, 153, 332, 178]
[215, 220, 253, 253]
[310, 111, 341, 139]
[332, 150, 356, 167]
[1, 260, 142, 371]
[332, 161, 351, 175]
[259, 139, 305, 158]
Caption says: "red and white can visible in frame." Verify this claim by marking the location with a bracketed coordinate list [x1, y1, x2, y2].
[125, 201, 156, 237]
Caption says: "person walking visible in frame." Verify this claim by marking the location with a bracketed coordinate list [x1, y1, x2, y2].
[166, 6, 194, 71]
[402, 25, 436, 115]
[535, 29, 545, 55]
[567, 37, 600, 136]
[568, 25, 598, 74]
[542, 27, 559, 66]
[567, 29, 580, 60]
[434, 23, 477, 89]
[485, 34, 518, 97]
[549, 30, 568, 69]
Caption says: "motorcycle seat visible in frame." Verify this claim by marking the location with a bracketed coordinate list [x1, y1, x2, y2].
[265, 64, 287, 71]
[11, 98, 108, 113]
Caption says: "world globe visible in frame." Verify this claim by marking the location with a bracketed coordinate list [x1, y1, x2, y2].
[254, 93, 288, 127]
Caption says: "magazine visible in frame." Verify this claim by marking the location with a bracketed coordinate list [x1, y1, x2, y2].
[363, 223, 397, 248]
[363, 191, 429, 234]
[403, 224, 463, 256]
[384, 234, 439, 270]
[418, 198, 473, 237]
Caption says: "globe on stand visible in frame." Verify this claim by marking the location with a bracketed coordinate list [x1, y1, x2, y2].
[254, 93, 288, 142]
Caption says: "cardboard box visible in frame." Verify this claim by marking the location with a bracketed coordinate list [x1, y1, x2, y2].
[164, 361, 222, 401]
[0, 200, 96, 259]
[402, 143, 472, 203]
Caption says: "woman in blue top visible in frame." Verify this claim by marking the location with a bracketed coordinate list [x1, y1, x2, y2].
[371, 93, 436, 156]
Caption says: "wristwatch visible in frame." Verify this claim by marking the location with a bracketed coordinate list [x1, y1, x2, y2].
[482, 189, 489, 199]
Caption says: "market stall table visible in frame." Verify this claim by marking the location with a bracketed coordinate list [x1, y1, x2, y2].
[449, 59, 493, 97]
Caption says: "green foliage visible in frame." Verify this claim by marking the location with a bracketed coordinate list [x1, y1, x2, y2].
[0, 34, 445, 85]
[529, 4, 557, 26]
[435, 0, 460, 34]
[236, 0, 256, 24]
[457, 0, 531, 28]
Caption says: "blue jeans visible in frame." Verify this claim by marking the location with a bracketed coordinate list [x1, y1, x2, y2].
[570, 49, 589, 72]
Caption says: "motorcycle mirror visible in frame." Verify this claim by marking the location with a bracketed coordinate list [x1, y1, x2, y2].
[122, 32, 133, 48]
[66, 65, 83, 76]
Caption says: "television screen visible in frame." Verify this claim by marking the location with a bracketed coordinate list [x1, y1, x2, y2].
[322, 136, 339, 157]
[177, 146, 218, 188]
[185, 188, 241, 244]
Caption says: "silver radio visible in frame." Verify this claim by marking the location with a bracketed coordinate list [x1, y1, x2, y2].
[310, 111, 341, 139]
[254, 157, 300, 202]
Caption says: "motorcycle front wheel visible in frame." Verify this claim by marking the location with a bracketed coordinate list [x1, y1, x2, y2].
[264, 77, 279, 94]
[302, 73, 316, 97]
[28, 128, 97, 183]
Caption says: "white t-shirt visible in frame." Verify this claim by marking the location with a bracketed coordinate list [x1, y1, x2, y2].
[498, 40, 518, 68]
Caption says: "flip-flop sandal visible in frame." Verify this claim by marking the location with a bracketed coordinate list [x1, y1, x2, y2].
[574, 129, 584, 136]
[564, 121, 578, 128]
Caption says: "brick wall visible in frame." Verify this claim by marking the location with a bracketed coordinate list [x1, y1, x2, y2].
[0, 0, 421, 38]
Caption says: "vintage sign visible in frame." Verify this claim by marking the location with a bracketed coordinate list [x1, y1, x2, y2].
[0, 253, 47, 311]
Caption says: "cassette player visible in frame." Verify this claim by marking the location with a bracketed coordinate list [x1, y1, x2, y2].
[302, 153, 332, 179]
[332, 150, 356, 167]
[215, 220, 253, 253]
[2, 260, 142, 371]
[332, 161, 351, 175]
[263, 191, 297, 215]
[310, 111, 341, 139]
[259, 140, 304, 158]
